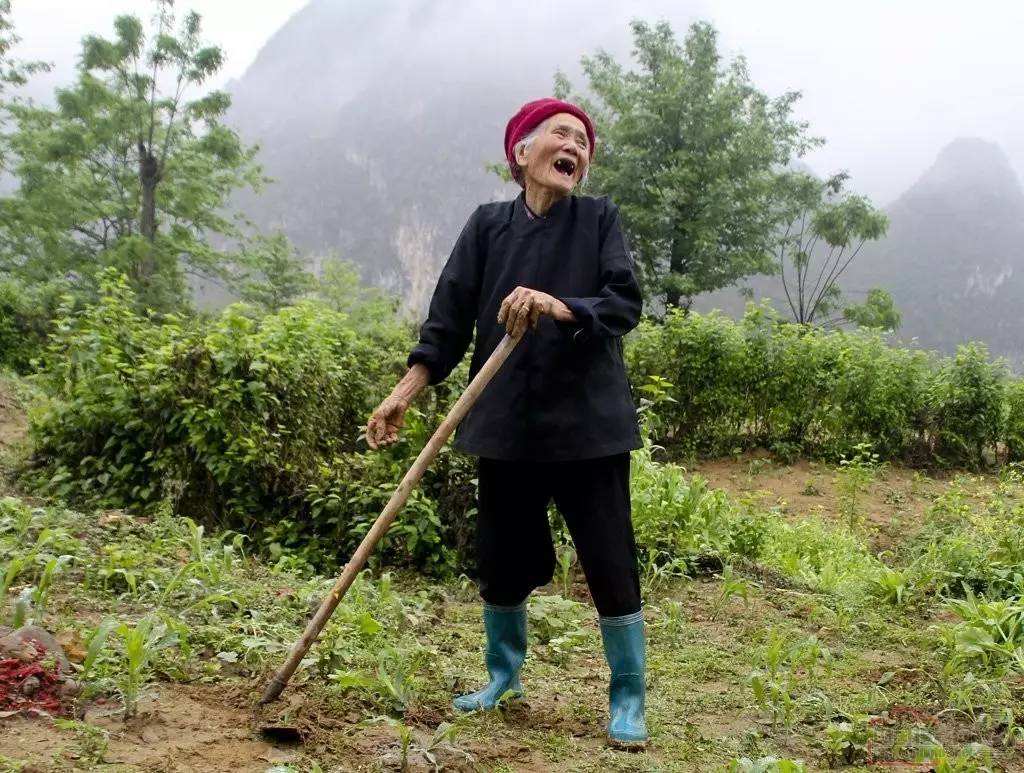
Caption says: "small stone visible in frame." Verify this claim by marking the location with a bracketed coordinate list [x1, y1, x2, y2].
[20, 675, 40, 696]
[58, 679, 81, 699]
[0, 626, 70, 670]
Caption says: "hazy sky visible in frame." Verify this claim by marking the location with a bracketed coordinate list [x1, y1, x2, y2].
[9, 0, 1024, 204]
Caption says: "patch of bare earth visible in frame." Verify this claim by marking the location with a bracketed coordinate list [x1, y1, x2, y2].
[691, 452, 961, 548]
[0, 379, 27, 453]
[0, 684, 303, 772]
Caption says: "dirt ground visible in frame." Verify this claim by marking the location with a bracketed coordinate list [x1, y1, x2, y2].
[0, 377, 28, 454]
[691, 451, 955, 549]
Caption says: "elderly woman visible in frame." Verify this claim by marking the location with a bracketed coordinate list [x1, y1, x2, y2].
[365, 98, 646, 748]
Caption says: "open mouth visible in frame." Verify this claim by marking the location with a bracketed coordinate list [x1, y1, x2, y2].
[553, 157, 576, 178]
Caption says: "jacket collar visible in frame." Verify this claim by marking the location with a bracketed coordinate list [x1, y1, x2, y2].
[513, 190, 572, 229]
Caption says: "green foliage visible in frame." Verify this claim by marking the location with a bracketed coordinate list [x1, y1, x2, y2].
[0, 1, 263, 311]
[231, 232, 315, 312]
[626, 304, 1017, 467]
[843, 287, 901, 332]
[0, 276, 66, 373]
[311, 259, 406, 343]
[774, 171, 889, 326]
[1004, 381, 1024, 462]
[23, 272, 471, 575]
[554, 19, 821, 309]
[925, 344, 1008, 468]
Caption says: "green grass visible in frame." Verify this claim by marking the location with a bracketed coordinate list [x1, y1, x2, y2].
[2, 458, 1023, 770]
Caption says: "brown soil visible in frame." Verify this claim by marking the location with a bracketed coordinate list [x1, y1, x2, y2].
[0, 378, 28, 454]
[0, 684, 296, 772]
[691, 451, 959, 548]
[0, 680, 559, 772]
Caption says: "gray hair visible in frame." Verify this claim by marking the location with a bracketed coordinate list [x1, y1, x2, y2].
[513, 117, 590, 188]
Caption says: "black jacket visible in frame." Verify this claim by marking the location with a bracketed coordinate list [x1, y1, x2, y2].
[407, 191, 643, 461]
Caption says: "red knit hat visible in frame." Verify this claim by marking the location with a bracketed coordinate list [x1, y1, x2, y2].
[504, 97, 596, 187]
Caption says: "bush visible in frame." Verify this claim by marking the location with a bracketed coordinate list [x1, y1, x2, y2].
[0, 277, 66, 374]
[1006, 380, 1024, 463]
[626, 303, 1015, 467]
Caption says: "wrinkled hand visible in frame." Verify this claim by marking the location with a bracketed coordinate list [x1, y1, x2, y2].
[365, 394, 409, 449]
[497, 286, 571, 336]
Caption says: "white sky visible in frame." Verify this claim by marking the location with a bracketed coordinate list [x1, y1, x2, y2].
[10, 0, 307, 89]
[8, 0, 1024, 204]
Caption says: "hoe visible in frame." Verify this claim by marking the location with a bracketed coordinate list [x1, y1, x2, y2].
[259, 330, 522, 707]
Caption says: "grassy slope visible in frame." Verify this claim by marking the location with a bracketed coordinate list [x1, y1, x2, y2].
[0, 379, 1022, 772]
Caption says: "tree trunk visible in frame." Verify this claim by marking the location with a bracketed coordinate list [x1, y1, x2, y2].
[666, 249, 683, 309]
[138, 142, 161, 280]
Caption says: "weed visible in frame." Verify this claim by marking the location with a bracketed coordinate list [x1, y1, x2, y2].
[53, 719, 109, 767]
[800, 478, 822, 497]
[824, 716, 873, 766]
[871, 566, 913, 606]
[728, 759, 806, 773]
[836, 442, 882, 529]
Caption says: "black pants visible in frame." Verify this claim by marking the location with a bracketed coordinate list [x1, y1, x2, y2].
[475, 452, 642, 617]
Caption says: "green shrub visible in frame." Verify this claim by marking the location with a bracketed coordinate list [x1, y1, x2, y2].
[627, 303, 1017, 468]
[925, 344, 1007, 468]
[0, 277, 66, 373]
[1004, 380, 1024, 462]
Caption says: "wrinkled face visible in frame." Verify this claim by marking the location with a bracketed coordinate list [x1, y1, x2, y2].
[515, 112, 591, 195]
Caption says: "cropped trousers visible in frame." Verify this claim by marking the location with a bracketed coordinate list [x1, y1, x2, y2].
[475, 452, 642, 617]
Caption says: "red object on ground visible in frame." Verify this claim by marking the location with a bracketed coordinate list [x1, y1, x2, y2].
[0, 648, 68, 716]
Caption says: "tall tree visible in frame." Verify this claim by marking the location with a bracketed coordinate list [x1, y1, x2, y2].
[555, 20, 821, 310]
[774, 171, 891, 327]
[0, 0, 263, 310]
[0, 0, 49, 171]
[232, 232, 314, 312]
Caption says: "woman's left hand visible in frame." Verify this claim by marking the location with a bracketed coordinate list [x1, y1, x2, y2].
[497, 286, 574, 336]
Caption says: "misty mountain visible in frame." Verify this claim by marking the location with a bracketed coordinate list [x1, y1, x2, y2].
[697, 138, 1024, 366]
[224, 2, 1024, 365]
[223, 0, 661, 315]
[844, 138, 1024, 364]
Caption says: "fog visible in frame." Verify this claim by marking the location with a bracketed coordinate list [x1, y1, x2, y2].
[9, 0, 1024, 204]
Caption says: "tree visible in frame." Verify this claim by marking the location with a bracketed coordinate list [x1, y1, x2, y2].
[232, 232, 314, 312]
[774, 171, 891, 328]
[0, 0, 49, 171]
[840, 287, 901, 331]
[554, 20, 821, 310]
[0, 0, 264, 310]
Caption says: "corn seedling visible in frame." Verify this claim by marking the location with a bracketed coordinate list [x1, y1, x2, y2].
[712, 564, 752, 619]
[748, 670, 795, 726]
[32, 554, 73, 616]
[113, 615, 180, 718]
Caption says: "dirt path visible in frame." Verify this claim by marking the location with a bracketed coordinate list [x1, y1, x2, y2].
[0, 684, 304, 772]
[0, 377, 27, 454]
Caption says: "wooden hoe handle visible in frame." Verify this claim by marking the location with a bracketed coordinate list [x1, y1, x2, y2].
[259, 331, 523, 704]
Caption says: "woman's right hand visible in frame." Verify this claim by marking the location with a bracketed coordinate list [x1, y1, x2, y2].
[365, 394, 410, 449]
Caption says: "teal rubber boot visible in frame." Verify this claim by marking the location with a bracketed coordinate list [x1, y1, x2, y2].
[453, 601, 527, 711]
[599, 610, 648, 748]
